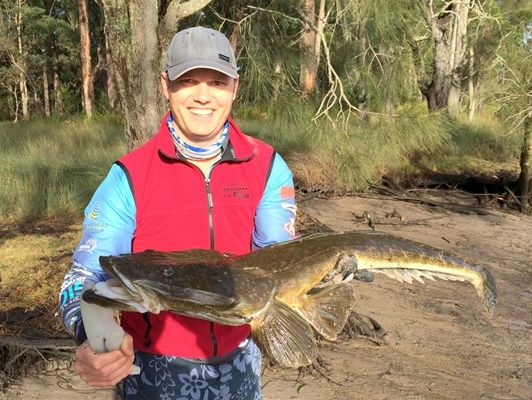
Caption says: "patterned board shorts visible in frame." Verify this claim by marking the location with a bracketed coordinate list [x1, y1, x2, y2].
[120, 339, 262, 400]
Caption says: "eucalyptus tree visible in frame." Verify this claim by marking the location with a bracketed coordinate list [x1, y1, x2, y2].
[0, 0, 31, 120]
[492, 5, 531, 208]
[330, 0, 429, 115]
[421, 0, 474, 116]
[465, 1, 503, 119]
[78, 0, 94, 117]
[99, 0, 213, 149]
[0, 0, 77, 120]
[299, 0, 325, 97]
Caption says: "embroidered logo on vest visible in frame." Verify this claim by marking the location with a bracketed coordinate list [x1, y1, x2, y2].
[223, 183, 249, 199]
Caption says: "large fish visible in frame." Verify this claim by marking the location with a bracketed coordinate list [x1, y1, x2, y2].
[83, 231, 497, 368]
[83, 247, 354, 368]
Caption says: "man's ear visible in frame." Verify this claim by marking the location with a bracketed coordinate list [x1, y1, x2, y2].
[161, 72, 170, 100]
[232, 77, 239, 101]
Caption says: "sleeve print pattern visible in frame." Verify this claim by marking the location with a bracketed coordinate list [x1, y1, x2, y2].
[59, 263, 107, 340]
[59, 163, 136, 342]
[252, 153, 297, 249]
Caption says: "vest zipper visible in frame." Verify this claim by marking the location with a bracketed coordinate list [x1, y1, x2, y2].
[210, 322, 218, 356]
[205, 177, 215, 250]
[204, 177, 218, 356]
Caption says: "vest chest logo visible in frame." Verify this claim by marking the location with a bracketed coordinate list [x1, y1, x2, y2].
[223, 183, 250, 199]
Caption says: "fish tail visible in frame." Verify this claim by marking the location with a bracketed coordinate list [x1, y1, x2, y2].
[476, 268, 497, 316]
[357, 253, 498, 315]
[297, 282, 356, 341]
[250, 298, 318, 368]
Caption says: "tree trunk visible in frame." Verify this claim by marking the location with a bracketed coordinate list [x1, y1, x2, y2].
[12, 84, 19, 122]
[314, 0, 325, 72]
[16, 0, 29, 120]
[447, 1, 469, 117]
[468, 45, 476, 120]
[228, 8, 241, 51]
[518, 115, 531, 209]
[43, 67, 50, 117]
[78, 0, 94, 117]
[101, 0, 213, 149]
[299, 0, 318, 97]
[53, 66, 64, 114]
[424, 0, 470, 115]
[19, 72, 29, 120]
[104, 33, 118, 110]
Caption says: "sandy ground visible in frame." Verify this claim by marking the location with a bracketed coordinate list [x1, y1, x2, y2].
[1, 194, 531, 400]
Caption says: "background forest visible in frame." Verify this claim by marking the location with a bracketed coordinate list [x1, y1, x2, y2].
[0, 0, 530, 222]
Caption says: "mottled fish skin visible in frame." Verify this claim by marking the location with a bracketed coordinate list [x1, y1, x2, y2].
[85, 230, 497, 368]
[238, 231, 496, 315]
[96, 250, 278, 325]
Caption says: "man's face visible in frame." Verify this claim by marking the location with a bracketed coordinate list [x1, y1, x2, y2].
[161, 68, 238, 146]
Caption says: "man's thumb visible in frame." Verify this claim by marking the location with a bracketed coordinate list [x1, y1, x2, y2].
[120, 333, 134, 357]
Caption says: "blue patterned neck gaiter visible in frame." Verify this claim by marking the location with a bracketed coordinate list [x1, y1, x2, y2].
[167, 113, 229, 160]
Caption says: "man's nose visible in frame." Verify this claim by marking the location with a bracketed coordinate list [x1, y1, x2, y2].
[193, 83, 211, 103]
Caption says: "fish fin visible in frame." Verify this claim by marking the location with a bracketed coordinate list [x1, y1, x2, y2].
[251, 299, 317, 368]
[370, 268, 497, 315]
[475, 269, 497, 316]
[298, 282, 356, 341]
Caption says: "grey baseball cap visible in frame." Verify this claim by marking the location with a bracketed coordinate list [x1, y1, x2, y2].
[166, 26, 238, 80]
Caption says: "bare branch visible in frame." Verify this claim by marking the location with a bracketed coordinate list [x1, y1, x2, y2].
[160, 0, 213, 38]
[248, 5, 389, 122]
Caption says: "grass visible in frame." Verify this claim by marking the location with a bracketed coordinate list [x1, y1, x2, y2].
[0, 226, 80, 314]
[0, 108, 523, 319]
[0, 115, 126, 222]
[0, 110, 522, 223]
[240, 108, 521, 193]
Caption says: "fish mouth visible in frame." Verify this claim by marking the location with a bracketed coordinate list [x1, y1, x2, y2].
[111, 267, 163, 313]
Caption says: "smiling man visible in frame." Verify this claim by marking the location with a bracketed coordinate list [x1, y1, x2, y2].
[59, 26, 297, 399]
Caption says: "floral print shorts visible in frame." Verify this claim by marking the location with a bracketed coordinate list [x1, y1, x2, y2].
[121, 339, 262, 400]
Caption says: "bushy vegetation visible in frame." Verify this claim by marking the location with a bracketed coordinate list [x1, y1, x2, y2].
[0, 109, 520, 223]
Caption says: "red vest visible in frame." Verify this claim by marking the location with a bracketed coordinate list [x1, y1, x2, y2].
[117, 113, 275, 358]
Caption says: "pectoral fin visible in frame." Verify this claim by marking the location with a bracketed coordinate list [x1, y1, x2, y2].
[251, 299, 318, 368]
[298, 282, 356, 341]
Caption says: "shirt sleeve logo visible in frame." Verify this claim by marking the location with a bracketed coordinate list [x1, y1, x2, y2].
[78, 237, 97, 253]
[280, 186, 295, 200]
[89, 204, 100, 220]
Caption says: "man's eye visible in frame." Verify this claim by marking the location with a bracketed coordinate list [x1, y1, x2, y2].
[211, 80, 227, 87]
[178, 79, 196, 85]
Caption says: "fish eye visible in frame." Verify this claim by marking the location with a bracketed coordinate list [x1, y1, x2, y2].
[162, 267, 174, 277]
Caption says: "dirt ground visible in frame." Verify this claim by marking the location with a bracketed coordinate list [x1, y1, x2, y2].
[1, 194, 531, 400]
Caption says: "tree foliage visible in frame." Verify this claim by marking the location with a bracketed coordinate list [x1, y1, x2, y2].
[0, 0, 530, 203]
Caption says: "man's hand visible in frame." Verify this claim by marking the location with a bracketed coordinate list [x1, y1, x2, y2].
[74, 333, 135, 387]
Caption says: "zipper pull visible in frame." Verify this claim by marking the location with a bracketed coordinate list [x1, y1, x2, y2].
[205, 178, 213, 208]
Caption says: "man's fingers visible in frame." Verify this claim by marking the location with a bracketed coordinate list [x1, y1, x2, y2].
[74, 339, 135, 387]
[77, 357, 133, 387]
[76, 347, 127, 370]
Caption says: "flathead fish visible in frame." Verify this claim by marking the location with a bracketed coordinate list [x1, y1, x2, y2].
[83, 231, 497, 368]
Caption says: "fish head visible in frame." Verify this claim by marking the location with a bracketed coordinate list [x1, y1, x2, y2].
[99, 250, 277, 325]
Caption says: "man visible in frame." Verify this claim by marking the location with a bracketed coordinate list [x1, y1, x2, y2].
[59, 26, 296, 399]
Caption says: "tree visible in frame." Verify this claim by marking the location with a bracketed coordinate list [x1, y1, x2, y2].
[299, 0, 325, 97]
[0, 1, 79, 120]
[78, 0, 94, 117]
[14, 0, 29, 120]
[422, 0, 471, 116]
[100, 0, 213, 149]
[492, 7, 532, 209]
